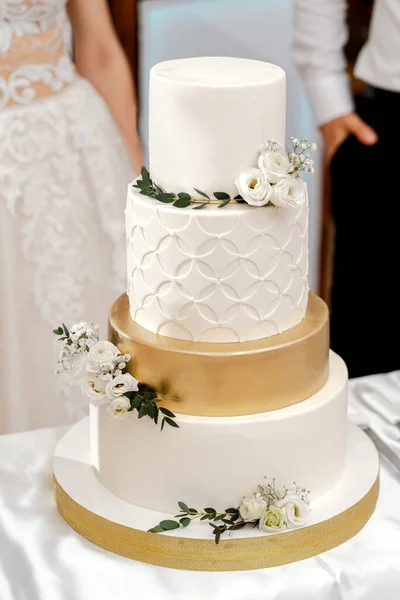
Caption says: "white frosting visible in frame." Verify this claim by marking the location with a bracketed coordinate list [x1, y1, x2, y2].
[149, 57, 286, 198]
[91, 351, 348, 513]
[126, 185, 308, 342]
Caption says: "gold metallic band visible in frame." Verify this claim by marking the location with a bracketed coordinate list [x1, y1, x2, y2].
[54, 476, 379, 572]
[108, 293, 329, 416]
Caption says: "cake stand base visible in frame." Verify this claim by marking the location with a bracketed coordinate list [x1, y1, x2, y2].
[53, 418, 379, 571]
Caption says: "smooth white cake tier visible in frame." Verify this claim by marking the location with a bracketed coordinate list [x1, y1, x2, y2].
[149, 57, 286, 198]
[91, 351, 347, 514]
[126, 185, 308, 342]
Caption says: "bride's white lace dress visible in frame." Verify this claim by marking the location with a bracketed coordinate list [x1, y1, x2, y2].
[0, 0, 133, 433]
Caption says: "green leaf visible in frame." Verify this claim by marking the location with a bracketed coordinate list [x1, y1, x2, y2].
[194, 188, 210, 200]
[178, 192, 191, 200]
[225, 508, 239, 514]
[62, 323, 69, 337]
[135, 179, 146, 188]
[159, 520, 180, 530]
[192, 202, 210, 210]
[179, 517, 191, 527]
[143, 391, 157, 402]
[161, 418, 166, 432]
[221, 517, 236, 524]
[215, 529, 221, 544]
[160, 407, 176, 418]
[229, 522, 246, 531]
[148, 525, 164, 533]
[200, 514, 210, 521]
[217, 200, 231, 209]
[213, 192, 230, 200]
[138, 405, 147, 419]
[130, 395, 143, 410]
[173, 198, 192, 208]
[154, 407, 159, 425]
[178, 501, 190, 513]
[188, 508, 198, 515]
[164, 417, 179, 428]
[234, 194, 243, 200]
[58, 336, 68, 341]
[146, 403, 157, 419]
[204, 507, 217, 514]
[157, 193, 176, 203]
[140, 188, 155, 197]
[53, 327, 63, 335]
[141, 166, 151, 186]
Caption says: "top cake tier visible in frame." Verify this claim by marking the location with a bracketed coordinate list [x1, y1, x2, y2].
[149, 57, 286, 198]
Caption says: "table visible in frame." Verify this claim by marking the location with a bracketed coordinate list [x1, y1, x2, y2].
[1, 374, 400, 600]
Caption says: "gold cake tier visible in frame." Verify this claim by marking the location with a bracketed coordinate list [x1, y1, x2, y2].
[108, 292, 329, 417]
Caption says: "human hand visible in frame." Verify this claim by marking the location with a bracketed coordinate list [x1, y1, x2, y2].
[321, 113, 378, 163]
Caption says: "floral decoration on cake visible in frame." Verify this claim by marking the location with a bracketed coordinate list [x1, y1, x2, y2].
[53, 322, 179, 430]
[134, 137, 316, 210]
[149, 477, 310, 544]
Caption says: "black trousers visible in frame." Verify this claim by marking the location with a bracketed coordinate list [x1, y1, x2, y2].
[330, 87, 400, 378]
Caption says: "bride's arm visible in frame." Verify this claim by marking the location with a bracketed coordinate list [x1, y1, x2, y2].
[67, 0, 143, 173]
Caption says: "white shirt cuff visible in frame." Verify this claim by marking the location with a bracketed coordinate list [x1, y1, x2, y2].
[305, 73, 355, 127]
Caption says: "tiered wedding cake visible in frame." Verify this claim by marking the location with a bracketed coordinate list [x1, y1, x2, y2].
[53, 57, 379, 571]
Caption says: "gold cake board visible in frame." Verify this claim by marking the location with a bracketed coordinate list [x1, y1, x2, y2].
[53, 418, 379, 571]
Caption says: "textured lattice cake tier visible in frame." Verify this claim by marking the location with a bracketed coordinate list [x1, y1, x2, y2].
[108, 292, 328, 417]
[126, 185, 309, 343]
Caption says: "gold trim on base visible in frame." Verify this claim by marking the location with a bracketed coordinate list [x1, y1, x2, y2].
[54, 476, 379, 572]
[108, 292, 329, 416]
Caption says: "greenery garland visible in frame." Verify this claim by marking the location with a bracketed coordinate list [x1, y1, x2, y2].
[133, 167, 243, 209]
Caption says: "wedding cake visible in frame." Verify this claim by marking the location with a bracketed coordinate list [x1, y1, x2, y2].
[53, 57, 379, 571]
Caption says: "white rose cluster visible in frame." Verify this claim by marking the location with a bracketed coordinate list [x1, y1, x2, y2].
[234, 138, 316, 209]
[80, 340, 138, 418]
[237, 478, 310, 534]
[56, 321, 139, 420]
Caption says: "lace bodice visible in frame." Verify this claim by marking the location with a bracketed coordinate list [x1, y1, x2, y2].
[0, 0, 75, 109]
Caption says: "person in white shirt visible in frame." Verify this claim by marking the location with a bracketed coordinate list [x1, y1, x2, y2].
[293, 0, 400, 377]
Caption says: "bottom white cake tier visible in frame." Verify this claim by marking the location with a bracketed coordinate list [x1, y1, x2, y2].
[53, 417, 379, 571]
[90, 351, 348, 513]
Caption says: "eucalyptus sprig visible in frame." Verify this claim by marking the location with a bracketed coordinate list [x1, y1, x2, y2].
[133, 167, 243, 210]
[148, 502, 248, 544]
[125, 385, 179, 430]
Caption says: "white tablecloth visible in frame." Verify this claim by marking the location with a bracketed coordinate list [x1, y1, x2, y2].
[1, 375, 400, 600]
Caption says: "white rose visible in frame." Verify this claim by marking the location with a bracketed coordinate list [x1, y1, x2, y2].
[87, 340, 120, 369]
[259, 505, 286, 533]
[107, 396, 131, 420]
[272, 177, 306, 209]
[235, 168, 272, 207]
[105, 373, 139, 400]
[258, 149, 290, 184]
[239, 493, 266, 522]
[80, 375, 108, 406]
[276, 495, 309, 529]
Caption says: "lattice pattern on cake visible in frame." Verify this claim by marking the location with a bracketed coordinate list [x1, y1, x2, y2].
[126, 191, 308, 342]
